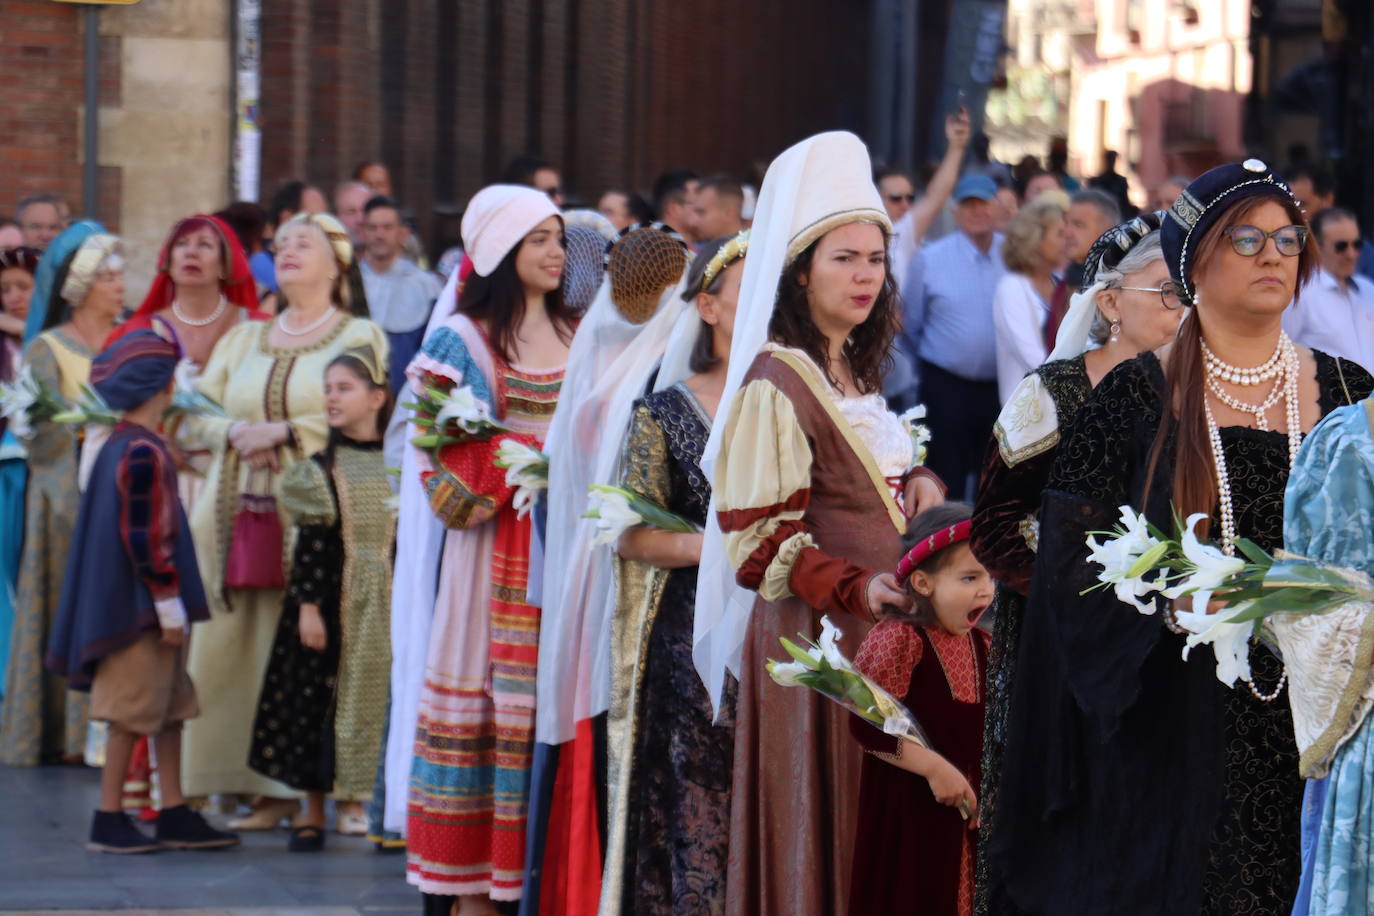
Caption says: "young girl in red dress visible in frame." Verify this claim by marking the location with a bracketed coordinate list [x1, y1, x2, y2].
[848, 502, 994, 916]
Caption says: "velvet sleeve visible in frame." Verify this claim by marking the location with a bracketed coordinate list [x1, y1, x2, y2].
[117, 440, 185, 629]
[715, 377, 876, 618]
[972, 434, 1055, 596]
[1035, 358, 1166, 738]
[288, 521, 341, 609]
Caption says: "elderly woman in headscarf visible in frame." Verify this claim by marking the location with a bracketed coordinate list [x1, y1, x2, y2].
[968, 212, 1184, 915]
[176, 212, 385, 827]
[108, 213, 265, 363]
[0, 226, 126, 765]
[0, 246, 40, 699]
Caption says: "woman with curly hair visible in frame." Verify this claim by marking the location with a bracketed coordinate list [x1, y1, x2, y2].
[700, 131, 945, 916]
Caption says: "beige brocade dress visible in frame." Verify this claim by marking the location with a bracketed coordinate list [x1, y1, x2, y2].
[178, 316, 388, 798]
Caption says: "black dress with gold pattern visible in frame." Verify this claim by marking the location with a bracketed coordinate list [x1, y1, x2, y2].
[984, 350, 1373, 915]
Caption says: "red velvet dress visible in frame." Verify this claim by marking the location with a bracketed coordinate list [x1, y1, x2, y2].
[848, 619, 989, 916]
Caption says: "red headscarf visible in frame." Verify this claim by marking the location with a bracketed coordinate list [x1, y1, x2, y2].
[107, 214, 267, 346]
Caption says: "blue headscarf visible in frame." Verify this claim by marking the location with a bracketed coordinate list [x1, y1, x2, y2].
[25, 219, 106, 344]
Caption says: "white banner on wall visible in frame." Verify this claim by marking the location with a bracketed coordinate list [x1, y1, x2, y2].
[234, 0, 262, 203]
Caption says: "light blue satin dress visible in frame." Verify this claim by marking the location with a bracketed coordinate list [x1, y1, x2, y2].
[1285, 399, 1374, 916]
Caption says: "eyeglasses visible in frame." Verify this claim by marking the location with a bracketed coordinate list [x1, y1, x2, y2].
[1223, 224, 1308, 257]
[1334, 238, 1365, 254]
[1114, 280, 1186, 310]
[541, 187, 562, 200]
[886, 193, 916, 204]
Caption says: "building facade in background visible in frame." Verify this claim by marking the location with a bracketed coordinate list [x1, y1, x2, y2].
[2, 0, 1358, 292]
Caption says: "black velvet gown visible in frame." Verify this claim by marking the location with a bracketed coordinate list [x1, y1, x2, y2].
[984, 351, 1372, 915]
[970, 355, 1092, 916]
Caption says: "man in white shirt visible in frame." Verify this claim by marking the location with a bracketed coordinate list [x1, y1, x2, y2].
[881, 109, 971, 410]
[903, 174, 1007, 499]
[1285, 207, 1374, 370]
[360, 196, 442, 390]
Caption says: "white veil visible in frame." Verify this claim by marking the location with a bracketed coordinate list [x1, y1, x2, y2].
[535, 269, 691, 746]
[692, 131, 890, 715]
[381, 263, 463, 833]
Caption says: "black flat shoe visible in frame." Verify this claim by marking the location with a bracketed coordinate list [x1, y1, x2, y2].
[87, 810, 161, 854]
[155, 804, 240, 850]
[288, 824, 326, 852]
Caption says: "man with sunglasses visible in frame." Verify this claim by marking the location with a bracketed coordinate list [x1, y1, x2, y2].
[1283, 207, 1374, 370]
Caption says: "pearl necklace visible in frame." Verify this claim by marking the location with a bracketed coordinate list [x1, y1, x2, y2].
[1202, 336, 1283, 386]
[1200, 333, 1300, 703]
[277, 306, 337, 336]
[171, 295, 228, 327]
[1202, 337, 1294, 432]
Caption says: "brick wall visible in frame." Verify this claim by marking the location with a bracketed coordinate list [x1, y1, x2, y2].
[0, 2, 90, 220]
[258, 0, 876, 258]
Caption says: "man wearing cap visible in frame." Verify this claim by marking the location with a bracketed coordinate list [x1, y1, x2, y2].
[902, 173, 1006, 500]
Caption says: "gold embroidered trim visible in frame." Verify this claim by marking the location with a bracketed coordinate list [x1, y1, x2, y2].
[256, 312, 353, 358]
[786, 209, 890, 265]
[995, 420, 1060, 468]
[1018, 515, 1040, 553]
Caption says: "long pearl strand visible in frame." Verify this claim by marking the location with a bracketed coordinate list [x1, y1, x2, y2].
[1201, 332, 1300, 703]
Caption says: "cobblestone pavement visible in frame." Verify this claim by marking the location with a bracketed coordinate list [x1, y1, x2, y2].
[0, 763, 419, 914]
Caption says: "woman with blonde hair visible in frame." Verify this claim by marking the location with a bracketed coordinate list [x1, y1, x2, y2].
[992, 197, 1069, 402]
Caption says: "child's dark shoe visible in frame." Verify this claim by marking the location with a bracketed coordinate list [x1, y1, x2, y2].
[288, 824, 326, 852]
[155, 804, 240, 849]
[87, 810, 161, 854]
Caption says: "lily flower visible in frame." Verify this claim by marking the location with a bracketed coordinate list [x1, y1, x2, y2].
[434, 385, 495, 434]
[899, 404, 932, 468]
[584, 486, 644, 547]
[1174, 600, 1254, 686]
[1085, 505, 1168, 613]
[817, 615, 855, 672]
[1161, 513, 1246, 613]
[765, 658, 812, 688]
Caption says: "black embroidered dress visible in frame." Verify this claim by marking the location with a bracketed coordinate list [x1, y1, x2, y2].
[985, 351, 1373, 915]
[969, 355, 1092, 916]
[603, 383, 735, 916]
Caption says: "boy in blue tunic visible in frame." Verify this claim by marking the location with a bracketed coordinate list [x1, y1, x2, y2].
[46, 331, 238, 854]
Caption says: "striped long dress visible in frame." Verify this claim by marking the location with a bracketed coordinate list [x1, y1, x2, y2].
[405, 318, 564, 902]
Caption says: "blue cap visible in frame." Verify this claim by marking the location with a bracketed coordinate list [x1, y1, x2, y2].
[953, 174, 998, 202]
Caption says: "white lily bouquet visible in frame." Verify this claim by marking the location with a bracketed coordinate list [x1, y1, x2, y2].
[1085, 507, 1374, 686]
[767, 615, 933, 747]
[494, 438, 549, 519]
[583, 483, 700, 547]
[405, 372, 510, 456]
[899, 404, 933, 468]
[0, 366, 69, 440]
[52, 383, 119, 427]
